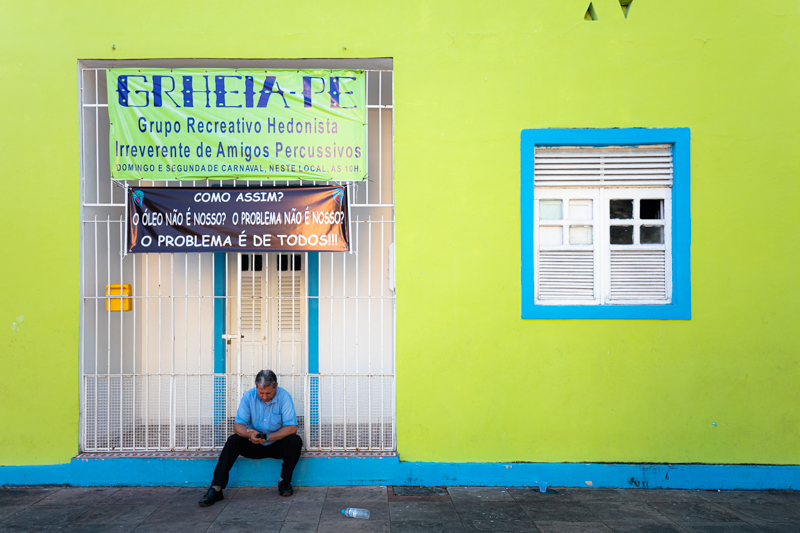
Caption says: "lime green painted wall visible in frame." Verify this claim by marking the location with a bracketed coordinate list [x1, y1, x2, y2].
[1, 0, 799, 466]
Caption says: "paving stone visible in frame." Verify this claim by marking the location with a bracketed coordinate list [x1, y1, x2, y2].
[713, 501, 800, 523]
[521, 502, 597, 522]
[285, 501, 323, 522]
[647, 502, 742, 523]
[447, 488, 514, 503]
[674, 523, 761, 532]
[325, 486, 387, 502]
[389, 501, 459, 521]
[228, 487, 291, 503]
[214, 502, 290, 522]
[141, 498, 227, 524]
[60, 524, 138, 533]
[0, 507, 24, 522]
[391, 519, 466, 533]
[34, 488, 118, 506]
[565, 489, 638, 503]
[582, 502, 667, 522]
[463, 519, 541, 532]
[390, 486, 451, 502]
[508, 488, 577, 502]
[603, 522, 685, 533]
[289, 487, 327, 502]
[741, 523, 800, 533]
[453, 501, 530, 522]
[164, 487, 238, 505]
[279, 523, 320, 533]
[2, 505, 91, 526]
[0, 525, 64, 532]
[206, 520, 282, 532]
[72, 504, 158, 525]
[133, 523, 213, 533]
[101, 488, 180, 506]
[696, 491, 774, 504]
[0, 489, 59, 506]
[534, 521, 612, 532]
[631, 490, 707, 504]
[319, 501, 389, 522]
[317, 519, 390, 532]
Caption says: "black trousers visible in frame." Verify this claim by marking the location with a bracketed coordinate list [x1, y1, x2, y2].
[211, 433, 303, 489]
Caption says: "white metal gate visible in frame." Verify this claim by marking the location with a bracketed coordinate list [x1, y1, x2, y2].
[79, 60, 395, 452]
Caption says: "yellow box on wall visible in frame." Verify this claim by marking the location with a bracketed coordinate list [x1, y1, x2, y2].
[105, 284, 132, 312]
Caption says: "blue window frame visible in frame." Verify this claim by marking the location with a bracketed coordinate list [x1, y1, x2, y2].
[521, 128, 691, 319]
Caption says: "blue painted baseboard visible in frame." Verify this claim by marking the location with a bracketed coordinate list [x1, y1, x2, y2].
[2, 458, 799, 490]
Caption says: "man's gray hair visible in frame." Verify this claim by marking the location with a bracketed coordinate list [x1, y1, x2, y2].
[255, 370, 278, 388]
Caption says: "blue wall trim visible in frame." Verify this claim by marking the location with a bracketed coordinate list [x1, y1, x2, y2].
[520, 128, 692, 320]
[2, 458, 798, 490]
[307, 252, 319, 375]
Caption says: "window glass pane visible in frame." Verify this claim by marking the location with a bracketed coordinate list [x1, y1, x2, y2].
[569, 199, 593, 220]
[539, 226, 563, 245]
[640, 199, 664, 219]
[610, 225, 633, 244]
[640, 225, 664, 244]
[569, 225, 593, 245]
[610, 199, 633, 219]
[539, 199, 562, 220]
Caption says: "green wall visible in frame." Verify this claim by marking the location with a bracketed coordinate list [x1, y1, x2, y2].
[1, 0, 799, 466]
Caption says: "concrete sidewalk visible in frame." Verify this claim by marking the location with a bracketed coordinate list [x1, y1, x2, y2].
[1, 485, 799, 532]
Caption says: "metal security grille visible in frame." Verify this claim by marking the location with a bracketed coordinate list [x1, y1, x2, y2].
[79, 60, 395, 452]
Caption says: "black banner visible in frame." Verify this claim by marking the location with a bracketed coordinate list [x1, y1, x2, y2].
[127, 186, 349, 253]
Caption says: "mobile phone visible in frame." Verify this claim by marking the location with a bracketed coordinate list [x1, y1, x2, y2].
[256, 433, 266, 439]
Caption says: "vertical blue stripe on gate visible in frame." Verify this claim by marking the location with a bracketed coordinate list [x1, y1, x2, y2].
[213, 252, 227, 435]
[307, 252, 320, 426]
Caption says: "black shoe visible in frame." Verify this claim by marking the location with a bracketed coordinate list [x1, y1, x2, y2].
[198, 487, 224, 507]
[278, 480, 294, 497]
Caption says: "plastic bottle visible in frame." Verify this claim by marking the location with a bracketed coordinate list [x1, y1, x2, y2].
[341, 507, 370, 519]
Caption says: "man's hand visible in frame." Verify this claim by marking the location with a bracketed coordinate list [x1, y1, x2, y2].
[246, 429, 266, 444]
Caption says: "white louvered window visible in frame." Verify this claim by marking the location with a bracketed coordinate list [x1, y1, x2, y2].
[534, 145, 673, 306]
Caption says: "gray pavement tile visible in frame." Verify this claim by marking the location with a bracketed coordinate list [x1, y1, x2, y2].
[648, 502, 742, 523]
[2, 505, 91, 526]
[583, 502, 668, 522]
[447, 488, 514, 503]
[279, 523, 320, 533]
[566, 489, 638, 503]
[463, 519, 540, 532]
[228, 487, 291, 503]
[0, 489, 59, 506]
[142, 498, 228, 524]
[0, 507, 24, 522]
[214, 502, 290, 522]
[631, 491, 707, 504]
[675, 523, 761, 532]
[712, 502, 800, 523]
[165, 487, 238, 505]
[743, 523, 800, 533]
[521, 502, 597, 522]
[508, 488, 576, 502]
[390, 487, 451, 502]
[206, 520, 282, 532]
[290, 487, 327, 502]
[697, 492, 772, 504]
[72, 504, 158, 525]
[453, 502, 530, 522]
[60, 524, 138, 533]
[0, 525, 63, 532]
[603, 523, 686, 533]
[133, 523, 212, 533]
[317, 520, 390, 533]
[285, 501, 323, 522]
[101, 488, 180, 506]
[319, 501, 389, 522]
[534, 521, 612, 532]
[389, 501, 459, 521]
[34, 488, 118, 506]
[391, 519, 466, 533]
[325, 486, 387, 502]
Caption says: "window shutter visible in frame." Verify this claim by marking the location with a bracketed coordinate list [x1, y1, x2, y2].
[609, 250, 667, 300]
[537, 250, 595, 300]
[241, 271, 264, 341]
[535, 145, 673, 187]
[273, 270, 303, 373]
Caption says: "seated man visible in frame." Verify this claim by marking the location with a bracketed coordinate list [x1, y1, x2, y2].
[199, 370, 303, 506]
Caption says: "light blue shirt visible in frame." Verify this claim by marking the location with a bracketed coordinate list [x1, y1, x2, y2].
[235, 386, 298, 446]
